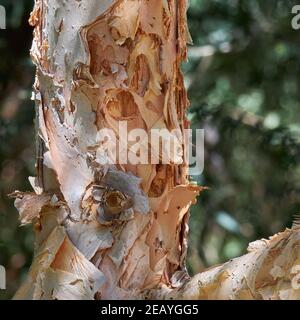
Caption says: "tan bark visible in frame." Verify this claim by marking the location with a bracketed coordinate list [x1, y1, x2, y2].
[11, 0, 300, 300]
[154, 227, 300, 300]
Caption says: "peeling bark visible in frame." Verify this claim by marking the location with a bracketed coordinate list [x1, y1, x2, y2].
[12, 0, 300, 300]
[153, 227, 300, 300]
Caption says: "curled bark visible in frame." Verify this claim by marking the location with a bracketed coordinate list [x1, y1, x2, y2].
[12, 0, 300, 300]
[154, 226, 300, 300]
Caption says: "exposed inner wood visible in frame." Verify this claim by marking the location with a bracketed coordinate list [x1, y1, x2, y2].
[12, 0, 300, 300]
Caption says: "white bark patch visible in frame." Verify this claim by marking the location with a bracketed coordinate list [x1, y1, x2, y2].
[43, 0, 114, 85]
[66, 221, 114, 261]
[44, 101, 93, 219]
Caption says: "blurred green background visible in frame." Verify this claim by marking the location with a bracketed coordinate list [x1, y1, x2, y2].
[0, 0, 300, 299]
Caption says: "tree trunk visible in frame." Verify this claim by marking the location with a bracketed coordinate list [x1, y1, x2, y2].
[12, 0, 300, 300]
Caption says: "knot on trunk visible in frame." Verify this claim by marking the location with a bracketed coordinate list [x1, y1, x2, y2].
[92, 186, 134, 223]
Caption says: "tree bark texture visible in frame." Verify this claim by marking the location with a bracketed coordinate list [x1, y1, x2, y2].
[11, 0, 300, 300]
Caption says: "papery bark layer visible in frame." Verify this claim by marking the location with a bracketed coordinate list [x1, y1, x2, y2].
[13, 0, 300, 300]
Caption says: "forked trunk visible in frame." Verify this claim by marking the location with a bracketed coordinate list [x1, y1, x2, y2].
[12, 0, 300, 300]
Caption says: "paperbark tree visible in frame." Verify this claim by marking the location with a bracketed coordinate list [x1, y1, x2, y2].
[11, 0, 300, 300]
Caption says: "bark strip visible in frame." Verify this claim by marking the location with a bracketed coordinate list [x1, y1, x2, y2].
[12, 0, 300, 300]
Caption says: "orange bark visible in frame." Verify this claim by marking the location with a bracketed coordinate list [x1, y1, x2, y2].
[12, 0, 300, 300]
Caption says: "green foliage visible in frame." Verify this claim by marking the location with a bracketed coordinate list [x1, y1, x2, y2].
[186, 0, 300, 273]
[0, 0, 35, 300]
[0, 0, 300, 298]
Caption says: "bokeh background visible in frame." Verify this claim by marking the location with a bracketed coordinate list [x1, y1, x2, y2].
[0, 0, 300, 299]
